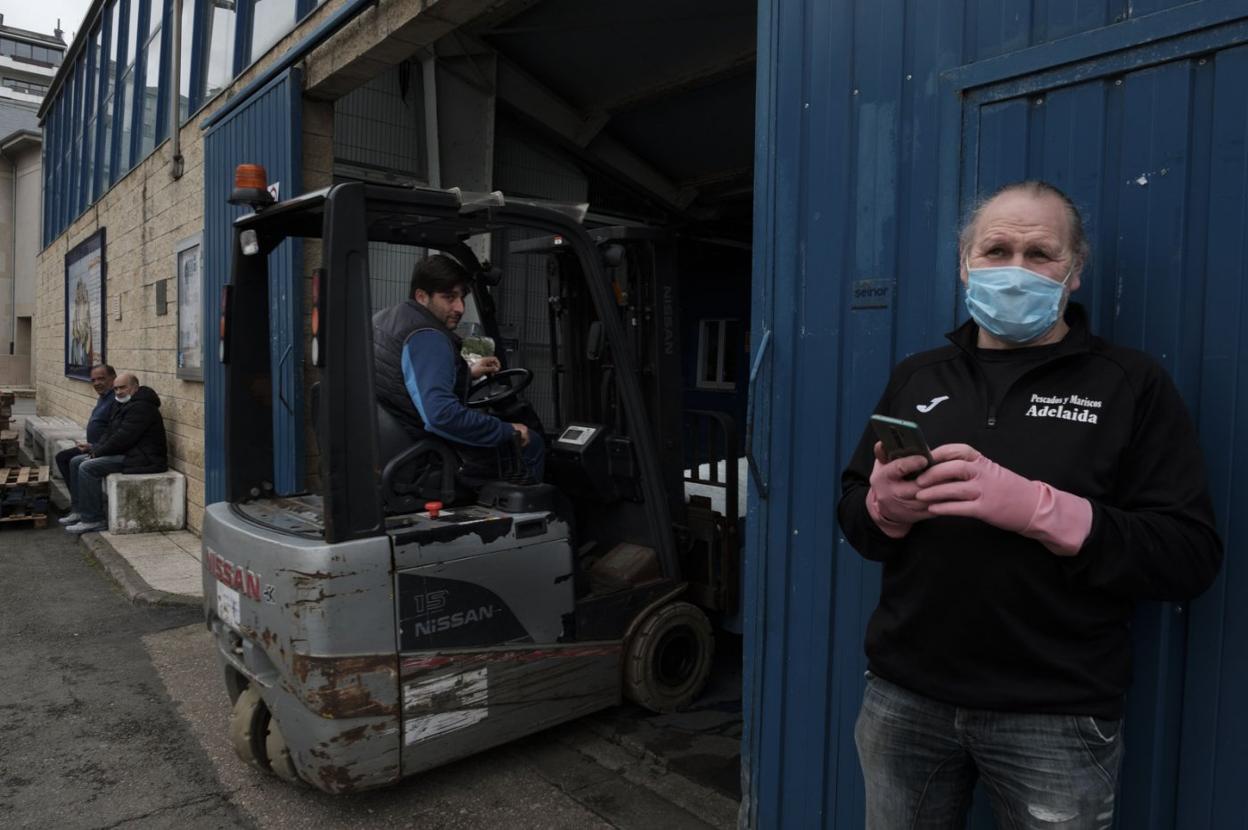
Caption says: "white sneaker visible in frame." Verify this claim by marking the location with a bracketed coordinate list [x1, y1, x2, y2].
[65, 520, 106, 535]
[58, 512, 81, 526]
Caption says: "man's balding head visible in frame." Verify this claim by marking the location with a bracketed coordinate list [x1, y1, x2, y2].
[113, 373, 140, 399]
[959, 181, 1089, 270]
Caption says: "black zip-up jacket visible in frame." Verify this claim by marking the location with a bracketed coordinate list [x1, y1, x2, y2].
[92, 386, 169, 474]
[838, 305, 1222, 718]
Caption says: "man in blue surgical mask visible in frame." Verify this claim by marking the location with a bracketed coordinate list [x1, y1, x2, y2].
[838, 181, 1222, 829]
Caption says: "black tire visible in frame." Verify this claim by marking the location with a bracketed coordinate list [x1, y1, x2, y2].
[624, 601, 715, 713]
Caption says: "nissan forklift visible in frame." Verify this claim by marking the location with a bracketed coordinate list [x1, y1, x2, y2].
[204, 175, 743, 792]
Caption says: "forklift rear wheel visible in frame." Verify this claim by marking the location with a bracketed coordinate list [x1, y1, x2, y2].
[229, 686, 273, 773]
[625, 601, 714, 713]
[265, 715, 304, 785]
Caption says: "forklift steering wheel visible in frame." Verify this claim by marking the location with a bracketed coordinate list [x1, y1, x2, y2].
[466, 367, 533, 409]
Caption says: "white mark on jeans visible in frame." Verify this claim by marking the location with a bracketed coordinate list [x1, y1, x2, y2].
[1028, 805, 1079, 822]
[1088, 717, 1116, 742]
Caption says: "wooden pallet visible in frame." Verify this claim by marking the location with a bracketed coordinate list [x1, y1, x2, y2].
[0, 466, 50, 489]
[0, 512, 47, 529]
[0, 467, 51, 528]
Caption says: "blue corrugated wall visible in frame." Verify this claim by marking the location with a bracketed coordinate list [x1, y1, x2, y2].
[203, 69, 305, 504]
[746, 1, 1248, 826]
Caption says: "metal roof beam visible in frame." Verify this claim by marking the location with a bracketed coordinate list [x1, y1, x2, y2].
[462, 0, 547, 35]
[596, 47, 756, 114]
[494, 56, 699, 211]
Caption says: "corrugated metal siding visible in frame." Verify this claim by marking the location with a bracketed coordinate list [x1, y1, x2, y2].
[748, 1, 1248, 827]
[332, 68, 429, 319]
[333, 64, 427, 183]
[203, 69, 304, 503]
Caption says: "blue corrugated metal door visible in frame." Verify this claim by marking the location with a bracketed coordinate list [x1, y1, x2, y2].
[202, 69, 304, 504]
[954, 25, 1248, 829]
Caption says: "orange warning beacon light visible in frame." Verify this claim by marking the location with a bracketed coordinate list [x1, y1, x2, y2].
[229, 163, 275, 209]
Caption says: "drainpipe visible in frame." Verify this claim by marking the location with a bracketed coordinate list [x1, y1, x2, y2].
[8, 153, 15, 356]
[169, 0, 184, 179]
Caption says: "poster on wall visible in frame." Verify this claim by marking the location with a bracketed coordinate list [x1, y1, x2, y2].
[175, 233, 203, 381]
[64, 229, 106, 380]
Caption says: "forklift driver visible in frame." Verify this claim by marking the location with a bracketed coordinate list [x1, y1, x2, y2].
[373, 254, 545, 484]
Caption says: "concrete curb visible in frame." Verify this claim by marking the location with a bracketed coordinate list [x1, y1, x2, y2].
[79, 531, 201, 608]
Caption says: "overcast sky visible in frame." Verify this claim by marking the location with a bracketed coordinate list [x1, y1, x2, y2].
[4, 1, 94, 42]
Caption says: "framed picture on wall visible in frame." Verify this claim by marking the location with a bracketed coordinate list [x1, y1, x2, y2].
[175, 233, 204, 381]
[64, 229, 107, 380]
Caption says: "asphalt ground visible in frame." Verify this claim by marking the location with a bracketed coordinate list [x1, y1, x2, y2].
[0, 525, 245, 828]
[1, 524, 739, 829]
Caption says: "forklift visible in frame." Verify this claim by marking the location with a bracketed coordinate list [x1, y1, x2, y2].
[204, 173, 743, 793]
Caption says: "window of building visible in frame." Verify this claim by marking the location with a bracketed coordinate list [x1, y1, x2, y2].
[67, 57, 83, 216]
[84, 24, 103, 203]
[139, 0, 166, 156]
[178, 0, 194, 121]
[0, 77, 49, 96]
[98, 0, 121, 189]
[0, 37, 63, 64]
[115, 0, 142, 175]
[696, 319, 742, 391]
[249, 0, 298, 63]
[43, 0, 331, 247]
[201, 0, 237, 103]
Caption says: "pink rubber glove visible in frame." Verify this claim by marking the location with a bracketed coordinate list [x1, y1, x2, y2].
[913, 444, 1092, 556]
[866, 442, 933, 539]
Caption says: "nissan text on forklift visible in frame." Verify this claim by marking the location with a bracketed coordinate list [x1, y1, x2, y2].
[203, 165, 745, 792]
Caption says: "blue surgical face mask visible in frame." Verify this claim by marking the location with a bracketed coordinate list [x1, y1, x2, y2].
[964, 262, 1073, 343]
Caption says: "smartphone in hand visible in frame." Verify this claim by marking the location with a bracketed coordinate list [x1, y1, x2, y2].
[870, 414, 935, 469]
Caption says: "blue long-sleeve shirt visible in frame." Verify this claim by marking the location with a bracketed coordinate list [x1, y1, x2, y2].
[401, 330, 514, 447]
[86, 390, 116, 445]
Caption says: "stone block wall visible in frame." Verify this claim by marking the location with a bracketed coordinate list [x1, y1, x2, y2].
[35, 116, 209, 527]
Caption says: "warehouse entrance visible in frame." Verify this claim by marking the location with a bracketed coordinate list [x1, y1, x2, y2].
[323, 0, 759, 803]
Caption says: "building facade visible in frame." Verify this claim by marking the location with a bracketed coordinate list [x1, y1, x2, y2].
[0, 15, 63, 386]
[35, 0, 754, 531]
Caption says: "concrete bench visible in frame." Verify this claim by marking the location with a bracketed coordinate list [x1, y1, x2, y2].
[50, 439, 80, 479]
[38, 427, 87, 466]
[23, 415, 81, 462]
[105, 471, 187, 534]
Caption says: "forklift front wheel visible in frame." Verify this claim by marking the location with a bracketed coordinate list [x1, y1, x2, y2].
[624, 601, 714, 713]
[265, 714, 304, 786]
[228, 686, 272, 773]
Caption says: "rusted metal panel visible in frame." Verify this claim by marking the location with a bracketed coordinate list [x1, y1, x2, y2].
[202, 503, 402, 792]
[397, 644, 622, 776]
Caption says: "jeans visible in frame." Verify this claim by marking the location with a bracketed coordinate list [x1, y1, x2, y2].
[855, 672, 1123, 830]
[458, 432, 546, 483]
[73, 455, 126, 523]
[55, 446, 86, 484]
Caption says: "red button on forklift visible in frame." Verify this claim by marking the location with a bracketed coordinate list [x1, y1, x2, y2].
[205, 169, 743, 792]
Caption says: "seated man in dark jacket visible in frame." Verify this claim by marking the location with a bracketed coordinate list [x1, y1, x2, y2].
[374, 255, 544, 486]
[64, 372, 168, 534]
[54, 363, 117, 495]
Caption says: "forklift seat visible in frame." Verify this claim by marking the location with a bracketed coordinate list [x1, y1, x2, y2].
[376, 403, 466, 513]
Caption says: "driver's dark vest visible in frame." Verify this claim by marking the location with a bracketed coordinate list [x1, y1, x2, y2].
[373, 299, 471, 440]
